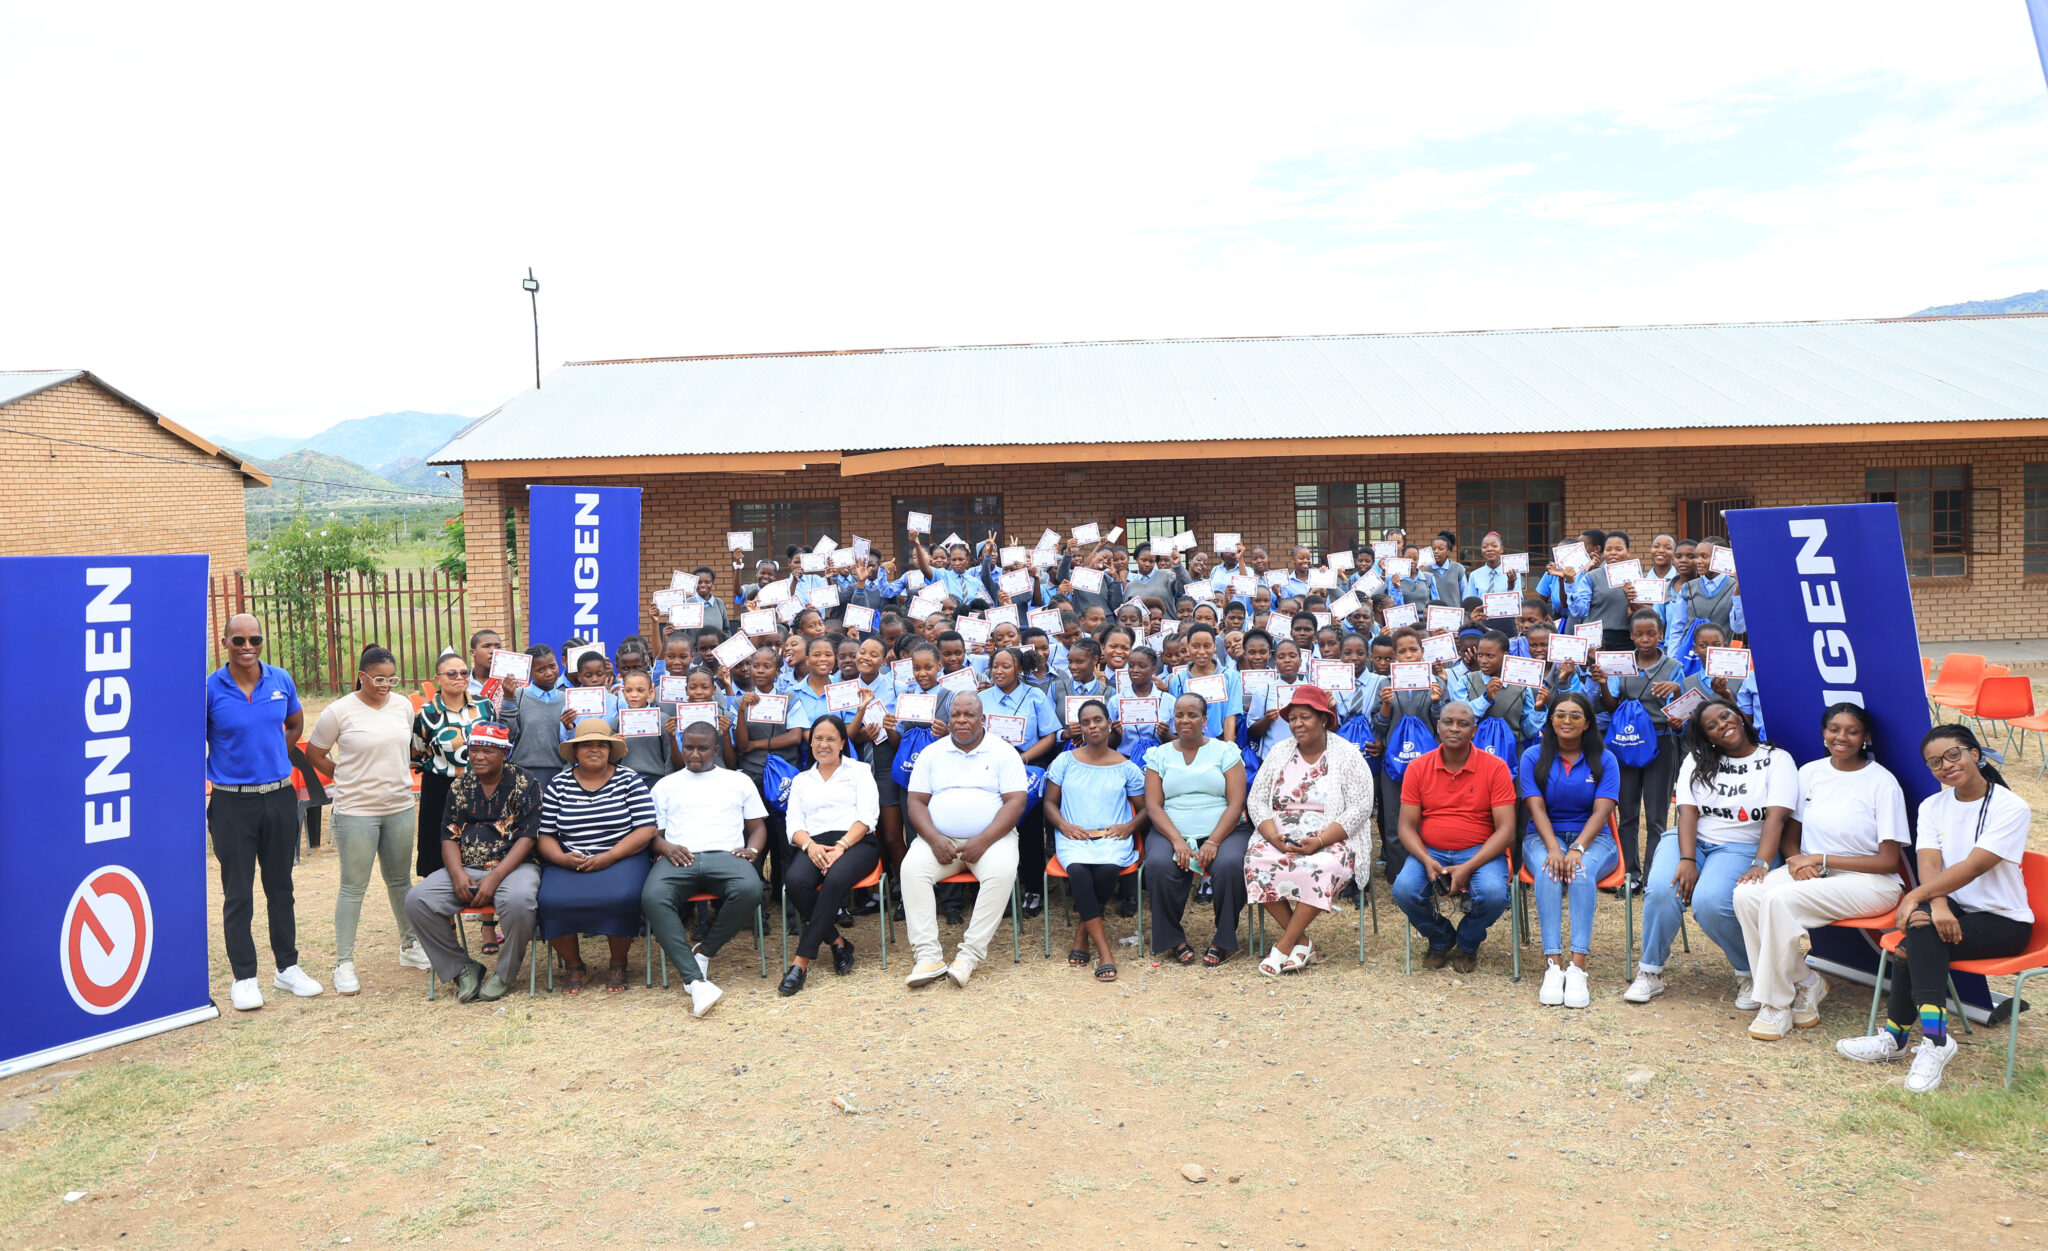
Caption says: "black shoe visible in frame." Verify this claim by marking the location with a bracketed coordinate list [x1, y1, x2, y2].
[777, 964, 806, 997]
[836, 906, 856, 930]
[831, 939, 856, 976]
[1194, 878, 1215, 902]
[785, 913, 805, 936]
[1423, 946, 1453, 970]
[692, 919, 714, 948]
[1021, 891, 1044, 919]
[854, 894, 881, 916]
[454, 959, 488, 1003]
[1117, 896, 1138, 919]
[944, 905, 964, 926]
[892, 901, 906, 923]
[1450, 945, 1479, 975]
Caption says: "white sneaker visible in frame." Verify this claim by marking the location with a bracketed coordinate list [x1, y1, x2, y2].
[397, 942, 432, 971]
[687, 979, 723, 1018]
[946, 956, 976, 988]
[1563, 964, 1591, 1009]
[230, 978, 264, 1011]
[904, 960, 950, 988]
[1791, 974, 1828, 1027]
[272, 965, 323, 998]
[1835, 1031, 1905, 1064]
[1748, 1006, 1794, 1041]
[696, 951, 711, 980]
[1733, 977, 1759, 1011]
[1538, 962, 1566, 1006]
[333, 961, 360, 995]
[1622, 970, 1665, 1003]
[1904, 1036, 1958, 1093]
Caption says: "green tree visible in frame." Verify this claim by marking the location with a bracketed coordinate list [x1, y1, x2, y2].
[439, 515, 466, 579]
[253, 500, 383, 684]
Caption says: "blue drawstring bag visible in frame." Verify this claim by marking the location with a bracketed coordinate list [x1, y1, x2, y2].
[762, 752, 801, 814]
[1381, 715, 1437, 783]
[1471, 716, 1518, 764]
[1335, 711, 1377, 754]
[1669, 619, 1707, 678]
[1605, 700, 1661, 767]
[1240, 742, 1262, 792]
[1022, 764, 1047, 817]
[891, 723, 939, 788]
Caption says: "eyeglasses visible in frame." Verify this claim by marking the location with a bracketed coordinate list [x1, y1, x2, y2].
[1923, 745, 1972, 770]
[228, 634, 263, 647]
[364, 674, 399, 686]
[441, 668, 471, 679]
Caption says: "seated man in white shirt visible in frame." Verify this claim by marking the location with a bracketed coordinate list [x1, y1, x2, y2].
[902, 695, 1029, 988]
[642, 723, 770, 1017]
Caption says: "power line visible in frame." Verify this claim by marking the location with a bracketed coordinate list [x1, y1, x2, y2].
[0, 423, 460, 500]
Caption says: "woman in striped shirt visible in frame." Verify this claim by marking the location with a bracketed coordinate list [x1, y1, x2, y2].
[537, 719, 659, 994]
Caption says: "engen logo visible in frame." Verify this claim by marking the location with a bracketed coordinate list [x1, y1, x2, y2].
[60, 866, 154, 1015]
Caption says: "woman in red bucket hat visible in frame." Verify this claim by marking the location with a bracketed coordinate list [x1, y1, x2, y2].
[1244, 684, 1377, 976]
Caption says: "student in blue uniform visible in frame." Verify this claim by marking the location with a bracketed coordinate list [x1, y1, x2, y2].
[1594, 608, 1685, 884]
[1168, 624, 1243, 744]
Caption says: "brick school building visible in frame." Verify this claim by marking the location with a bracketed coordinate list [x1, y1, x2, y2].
[434, 314, 2048, 643]
[0, 369, 267, 575]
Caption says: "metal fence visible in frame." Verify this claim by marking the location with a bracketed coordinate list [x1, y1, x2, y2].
[208, 568, 495, 694]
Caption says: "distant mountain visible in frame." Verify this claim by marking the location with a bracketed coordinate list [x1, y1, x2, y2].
[247, 449, 423, 514]
[383, 458, 463, 494]
[1910, 289, 2048, 317]
[226, 411, 472, 474]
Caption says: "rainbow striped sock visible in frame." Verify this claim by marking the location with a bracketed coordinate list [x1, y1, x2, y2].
[1884, 1020, 1909, 1050]
[1919, 1003, 1948, 1046]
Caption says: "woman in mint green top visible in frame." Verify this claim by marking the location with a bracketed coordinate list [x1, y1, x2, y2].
[1142, 692, 1251, 967]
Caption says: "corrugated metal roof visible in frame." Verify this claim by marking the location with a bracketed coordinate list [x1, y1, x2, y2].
[0, 369, 86, 409]
[0, 368, 270, 485]
[430, 314, 2048, 464]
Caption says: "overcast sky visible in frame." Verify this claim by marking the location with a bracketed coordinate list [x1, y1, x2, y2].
[4, 3, 2046, 443]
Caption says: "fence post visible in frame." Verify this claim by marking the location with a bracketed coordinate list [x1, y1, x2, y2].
[323, 572, 342, 695]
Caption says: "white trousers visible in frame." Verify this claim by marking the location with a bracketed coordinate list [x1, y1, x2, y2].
[901, 832, 1019, 969]
[1733, 867, 1900, 1009]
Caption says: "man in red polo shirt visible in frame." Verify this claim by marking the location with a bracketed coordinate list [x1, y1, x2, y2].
[1394, 701, 1517, 972]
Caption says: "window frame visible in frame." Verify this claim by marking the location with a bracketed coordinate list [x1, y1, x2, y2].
[728, 497, 841, 569]
[1293, 482, 1403, 560]
[1455, 477, 1564, 568]
[1867, 466, 1969, 579]
[2026, 465, 2048, 576]
[892, 494, 1005, 563]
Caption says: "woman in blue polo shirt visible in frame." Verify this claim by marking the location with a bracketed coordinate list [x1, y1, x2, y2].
[1518, 691, 1621, 1010]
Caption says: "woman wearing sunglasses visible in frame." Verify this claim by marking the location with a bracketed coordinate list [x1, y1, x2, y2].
[411, 649, 496, 879]
[307, 644, 428, 995]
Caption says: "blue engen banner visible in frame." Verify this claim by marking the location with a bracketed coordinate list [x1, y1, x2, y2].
[527, 486, 643, 656]
[1726, 504, 1991, 1015]
[0, 555, 218, 1077]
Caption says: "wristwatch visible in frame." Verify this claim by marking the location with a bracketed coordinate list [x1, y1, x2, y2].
[1750, 857, 1769, 870]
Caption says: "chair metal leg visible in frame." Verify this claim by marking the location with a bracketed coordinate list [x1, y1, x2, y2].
[1947, 975, 1974, 1035]
[1369, 879, 1380, 934]
[1624, 881, 1636, 982]
[780, 888, 790, 973]
[2007, 968, 2037, 1088]
[757, 905, 768, 978]
[1510, 878, 1521, 983]
[1011, 881, 1022, 963]
[878, 871, 889, 971]
[1136, 864, 1144, 956]
[1356, 880, 1367, 965]
[1042, 872, 1054, 960]
[1868, 949, 1888, 1036]
[1403, 913, 1412, 975]
[1679, 914, 1691, 954]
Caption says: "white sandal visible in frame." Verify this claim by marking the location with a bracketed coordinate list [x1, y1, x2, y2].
[1258, 946, 1287, 977]
[1283, 942, 1316, 973]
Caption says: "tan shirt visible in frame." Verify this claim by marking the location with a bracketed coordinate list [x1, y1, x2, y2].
[310, 692, 417, 816]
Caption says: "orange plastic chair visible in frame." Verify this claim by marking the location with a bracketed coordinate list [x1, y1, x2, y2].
[1929, 654, 1987, 715]
[1042, 853, 1144, 958]
[936, 870, 1023, 962]
[1873, 851, 2048, 1087]
[1508, 816, 1635, 981]
[1922, 656, 1935, 686]
[1828, 905, 1905, 1034]
[780, 861, 889, 971]
[2007, 703, 2048, 776]
[1957, 675, 2034, 746]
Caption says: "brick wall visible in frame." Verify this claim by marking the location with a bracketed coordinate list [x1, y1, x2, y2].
[460, 433, 2048, 644]
[0, 377, 253, 575]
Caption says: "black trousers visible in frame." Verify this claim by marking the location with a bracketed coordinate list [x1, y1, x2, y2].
[1145, 828, 1251, 954]
[207, 787, 301, 980]
[1616, 734, 1678, 876]
[1064, 861, 1125, 923]
[1374, 764, 1408, 884]
[783, 832, 881, 960]
[1887, 905, 2031, 1027]
[1018, 807, 1047, 895]
[416, 770, 453, 878]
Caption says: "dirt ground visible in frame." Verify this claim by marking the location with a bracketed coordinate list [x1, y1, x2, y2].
[4, 711, 2046, 1249]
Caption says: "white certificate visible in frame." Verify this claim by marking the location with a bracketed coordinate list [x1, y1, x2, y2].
[1105, 526, 1123, 544]
[563, 642, 606, 675]
[987, 714, 1027, 745]
[1172, 530, 1198, 552]
[891, 659, 915, 687]
[1553, 541, 1591, 572]
[1264, 570, 1289, 588]
[808, 585, 841, 610]
[757, 578, 792, 606]
[862, 700, 887, 730]
[1188, 672, 1229, 703]
[814, 535, 837, 554]
[675, 701, 722, 729]
[1038, 529, 1060, 552]
[907, 598, 940, 622]
[1703, 647, 1753, 680]
[843, 604, 876, 632]
[564, 688, 608, 716]
[1328, 591, 1363, 620]
[668, 602, 705, 630]
[653, 589, 686, 611]
[1427, 606, 1464, 634]
[1575, 622, 1606, 644]
[1326, 549, 1355, 572]
[1070, 566, 1105, 594]
[670, 570, 699, 594]
[906, 511, 932, 534]
[903, 568, 927, 591]
[1072, 522, 1101, 545]
[941, 668, 979, 694]
[896, 691, 938, 722]
[1355, 572, 1386, 598]
[1371, 541, 1398, 562]
[1596, 651, 1639, 677]
[489, 650, 531, 680]
[619, 707, 662, 737]
[1240, 669, 1277, 698]
[1664, 688, 1705, 725]
[1386, 558, 1414, 580]
[711, 634, 755, 670]
[828, 549, 855, 570]
[1118, 697, 1159, 727]
[749, 694, 789, 723]
[1391, 661, 1432, 691]
[1709, 545, 1737, 576]
[1028, 608, 1063, 632]
[1484, 592, 1520, 618]
[1312, 612, 1332, 629]
[1232, 575, 1257, 596]
[1382, 603, 1419, 629]
[1309, 660, 1354, 692]
[915, 580, 948, 604]
[1501, 552, 1529, 574]
[1605, 558, 1642, 588]
[800, 552, 828, 573]
[1501, 655, 1544, 688]
[727, 531, 755, 552]
[956, 617, 992, 646]
[1416, 548, 1437, 570]
[779, 592, 809, 624]
[986, 603, 1020, 627]
[1000, 545, 1026, 567]
[659, 675, 691, 702]
[1547, 635, 1589, 665]
[1308, 567, 1339, 589]
[1065, 696, 1094, 725]
[1420, 632, 1458, 664]
[1032, 547, 1061, 569]
[1630, 578, 1669, 605]
[1213, 532, 1240, 554]
[827, 680, 863, 712]
[741, 609, 777, 636]
[852, 536, 872, 560]
[999, 569, 1033, 598]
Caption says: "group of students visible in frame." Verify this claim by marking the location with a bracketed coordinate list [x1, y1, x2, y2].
[200, 521, 2034, 1095]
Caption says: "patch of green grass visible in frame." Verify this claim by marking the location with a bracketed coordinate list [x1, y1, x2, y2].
[1836, 1062, 2048, 1174]
[0, 1063, 206, 1226]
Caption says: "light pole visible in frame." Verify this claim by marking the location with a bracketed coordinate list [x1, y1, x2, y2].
[522, 268, 541, 389]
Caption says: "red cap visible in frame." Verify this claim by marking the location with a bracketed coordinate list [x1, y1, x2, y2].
[467, 721, 512, 749]
[1280, 683, 1338, 726]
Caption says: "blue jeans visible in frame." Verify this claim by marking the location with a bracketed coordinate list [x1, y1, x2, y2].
[1639, 836, 1759, 973]
[1393, 844, 1510, 954]
[1520, 831, 1620, 957]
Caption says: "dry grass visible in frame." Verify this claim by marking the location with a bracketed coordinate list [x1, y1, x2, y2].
[3, 701, 2045, 1249]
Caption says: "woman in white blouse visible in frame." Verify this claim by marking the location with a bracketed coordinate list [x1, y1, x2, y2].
[1733, 703, 1909, 1041]
[779, 715, 881, 996]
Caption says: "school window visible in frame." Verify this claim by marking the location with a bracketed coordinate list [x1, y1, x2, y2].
[1294, 483, 1402, 559]
[893, 494, 1003, 562]
[1456, 478, 1563, 566]
[1122, 515, 1188, 551]
[729, 499, 840, 563]
[2024, 466, 2048, 574]
[1680, 496, 1751, 541]
[1867, 466, 1967, 578]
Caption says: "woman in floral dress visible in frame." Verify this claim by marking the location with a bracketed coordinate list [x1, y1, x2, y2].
[1244, 684, 1376, 976]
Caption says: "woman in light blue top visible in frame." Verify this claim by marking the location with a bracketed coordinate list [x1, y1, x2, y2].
[1143, 693, 1251, 966]
[1045, 699, 1149, 980]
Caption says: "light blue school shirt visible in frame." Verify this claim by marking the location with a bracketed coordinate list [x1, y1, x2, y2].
[933, 566, 989, 606]
[560, 688, 626, 739]
[1168, 667, 1244, 740]
[979, 682, 1060, 755]
[1109, 686, 1174, 758]
[1464, 563, 1517, 602]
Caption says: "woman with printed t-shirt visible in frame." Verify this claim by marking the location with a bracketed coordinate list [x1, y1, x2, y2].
[1836, 724, 2037, 1092]
[306, 645, 428, 994]
[1625, 697, 1796, 1008]
[1734, 703, 1909, 1041]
